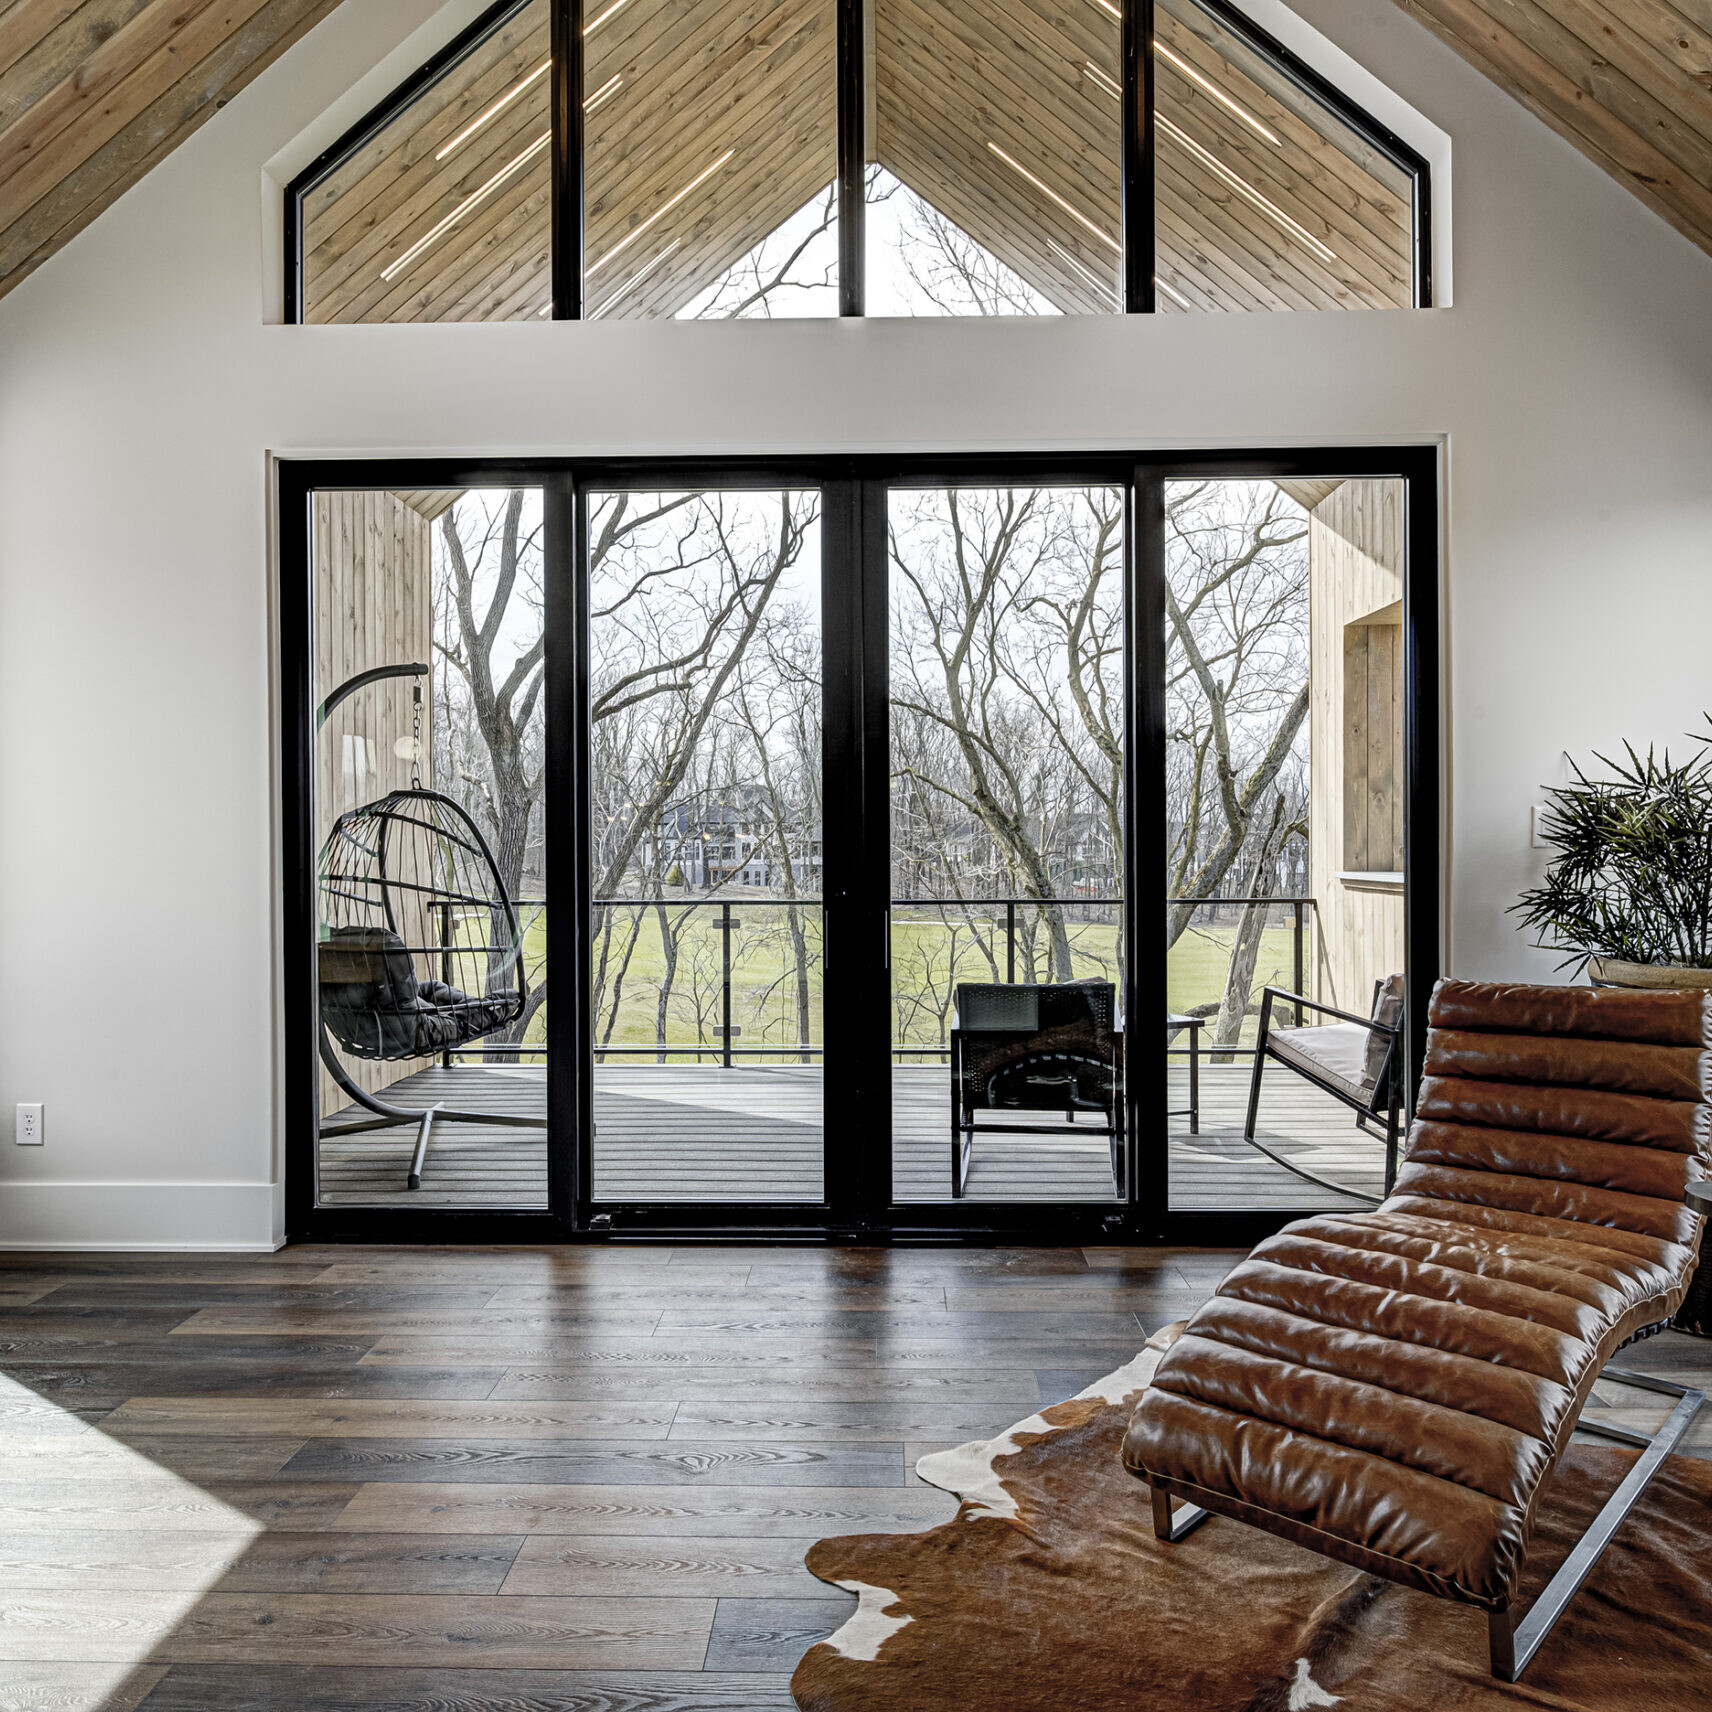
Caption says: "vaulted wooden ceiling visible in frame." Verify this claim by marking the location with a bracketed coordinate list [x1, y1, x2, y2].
[1395, 0, 1712, 261]
[0, 0, 343, 301]
[0, 0, 1707, 310]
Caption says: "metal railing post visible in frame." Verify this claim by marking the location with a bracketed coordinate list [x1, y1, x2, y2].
[440, 901, 453, 1068]
[1293, 900, 1305, 1026]
[721, 901, 733, 1071]
[1006, 900, 1016, 984]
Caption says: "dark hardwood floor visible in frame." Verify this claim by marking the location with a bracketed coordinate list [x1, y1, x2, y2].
[0, 1244, 1705, 1711]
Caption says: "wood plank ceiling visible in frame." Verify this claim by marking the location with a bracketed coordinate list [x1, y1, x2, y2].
[1393, 0, 1712, 261]
[0, 0, 344, 301]
[0, 1, 1708, 311]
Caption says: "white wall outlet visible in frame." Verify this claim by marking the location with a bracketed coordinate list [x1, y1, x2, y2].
[15, 1103, 43, 1145]
[1530, 806, 1549, 849]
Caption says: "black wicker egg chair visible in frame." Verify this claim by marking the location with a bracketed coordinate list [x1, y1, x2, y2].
[316, 664, 545, 1190]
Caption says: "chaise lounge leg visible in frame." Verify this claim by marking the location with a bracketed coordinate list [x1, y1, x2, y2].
[1486, 1369, 1704, 1681]
[1150, 1484, 1211, 1543]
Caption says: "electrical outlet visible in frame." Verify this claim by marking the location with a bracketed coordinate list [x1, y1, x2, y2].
[15, 1103, 42, 1145]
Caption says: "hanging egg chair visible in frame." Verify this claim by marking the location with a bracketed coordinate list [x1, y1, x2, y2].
[318, 787, 527, 1061]
[316, 663, 545, 1189]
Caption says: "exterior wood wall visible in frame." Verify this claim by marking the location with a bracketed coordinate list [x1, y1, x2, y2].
[1307, 478, 1406, 1016]
[314, 489, 436, 1118]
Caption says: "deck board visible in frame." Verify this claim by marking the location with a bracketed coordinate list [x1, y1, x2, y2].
[318, 1062, 1387, 1211]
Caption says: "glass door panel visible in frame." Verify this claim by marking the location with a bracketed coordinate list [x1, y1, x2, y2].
[1165, 476, 1405, 1211]
[587, 488, 825, 1203]
[888, 483, 1127, 1203]
[313, 486, 548, 1208]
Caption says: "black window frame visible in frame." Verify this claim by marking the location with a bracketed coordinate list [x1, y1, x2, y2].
[283, 0, 1432, 323]
[279, 445, 1440, 1248]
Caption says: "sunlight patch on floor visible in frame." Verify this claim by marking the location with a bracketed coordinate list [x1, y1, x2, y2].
[0, 1371, 264, 1707]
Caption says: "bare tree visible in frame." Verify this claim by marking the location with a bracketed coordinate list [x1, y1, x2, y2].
[1165, 483, 1310, 957]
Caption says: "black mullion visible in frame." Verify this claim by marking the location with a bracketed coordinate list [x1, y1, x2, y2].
[280, 467, 318, 1238]
[545, 470, 584, 1226]
[1402, 455, 1441, 1108]
[551, 0, 584, 318]
[1124, 0, 1155, 313]
[819, 478, 864, 1222]
[1129, 465, 1168, 1226]
[836, 0, 865, 316]
[858, 477, 893, 1218]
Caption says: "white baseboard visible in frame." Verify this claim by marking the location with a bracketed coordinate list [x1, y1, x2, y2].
[0, 1182, 284, 1251]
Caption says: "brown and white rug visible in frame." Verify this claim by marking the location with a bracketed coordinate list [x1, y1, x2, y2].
[793, 1338, 1712, 1711]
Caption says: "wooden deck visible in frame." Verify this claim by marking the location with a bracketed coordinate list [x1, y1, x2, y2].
[318, 1060, 1387, 1211]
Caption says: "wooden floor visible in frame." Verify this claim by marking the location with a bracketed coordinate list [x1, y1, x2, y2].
[0, 1243, 1706, 1711]
[319, 1062, 1385, 1212]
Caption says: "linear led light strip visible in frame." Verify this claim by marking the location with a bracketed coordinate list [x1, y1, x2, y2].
[1093, 0, 1121, 18]
[382, 130, 550, 280]
[1085, 61, 1121, 103]
[1154, 114, 1336, 264]
[588, 238, 681, 318]
[586, 149, 734, 276]
[1156, 43, 1280, 145]
[438, 66, 621, 163]
[1155, 275, 1192, 309]
[1045, 236, 1118, 307]
[437, 60, 549, 158]
[1086, 50, 1279, 152]
[987, 143, 1118, 253]
[584, 0, 635, 33]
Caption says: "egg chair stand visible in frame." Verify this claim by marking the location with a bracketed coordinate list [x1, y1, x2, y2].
[316, 663, 546, 1191]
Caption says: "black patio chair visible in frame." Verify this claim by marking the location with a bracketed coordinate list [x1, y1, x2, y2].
[1242, 973, 1405, 1203]
[949, 981, 1124, 1198]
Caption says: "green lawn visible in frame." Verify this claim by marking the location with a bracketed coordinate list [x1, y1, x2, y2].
[481, 902, 1301, 1060]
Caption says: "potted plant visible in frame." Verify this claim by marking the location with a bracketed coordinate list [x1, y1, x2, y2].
[1515, 724, 1712, 1339]
[1513, 722, 1712, 989]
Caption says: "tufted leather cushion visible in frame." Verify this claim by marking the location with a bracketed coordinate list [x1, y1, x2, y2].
[1123, 978, 1712, 1612]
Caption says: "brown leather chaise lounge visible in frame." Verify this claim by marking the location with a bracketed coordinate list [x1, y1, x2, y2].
[1124, 979, 1710, 1681]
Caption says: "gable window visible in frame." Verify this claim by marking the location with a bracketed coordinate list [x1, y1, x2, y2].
[285, 0, 1429, 322]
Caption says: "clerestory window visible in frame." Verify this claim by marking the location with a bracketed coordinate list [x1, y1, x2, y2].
[285, 0, 1429, 322]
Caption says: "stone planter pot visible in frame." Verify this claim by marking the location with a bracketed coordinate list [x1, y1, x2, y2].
[1584, 959, 1712, 1337]
[1588, 957, 1712, 991]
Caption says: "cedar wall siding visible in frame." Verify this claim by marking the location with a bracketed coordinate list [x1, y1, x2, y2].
[313, 489, 436, 1117]
[1307, 478, 1406, 1016]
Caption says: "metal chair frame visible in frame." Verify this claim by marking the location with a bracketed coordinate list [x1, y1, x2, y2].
[1243, 984, 1403, 1204]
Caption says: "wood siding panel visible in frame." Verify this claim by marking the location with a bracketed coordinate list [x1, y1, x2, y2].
[313, 490, 436, 1118]
[1306, 480, 1406, 1016]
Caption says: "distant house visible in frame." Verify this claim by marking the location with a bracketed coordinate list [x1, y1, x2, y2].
[657, 797, 823, 892]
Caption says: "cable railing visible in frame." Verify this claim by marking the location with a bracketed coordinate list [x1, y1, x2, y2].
[431, 892, 1314, 1067]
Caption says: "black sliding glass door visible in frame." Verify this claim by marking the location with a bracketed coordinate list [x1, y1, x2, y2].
[282, 450, 1436, 1244]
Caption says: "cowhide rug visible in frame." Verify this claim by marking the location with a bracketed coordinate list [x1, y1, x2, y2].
[793, 1334, 1712, 1711]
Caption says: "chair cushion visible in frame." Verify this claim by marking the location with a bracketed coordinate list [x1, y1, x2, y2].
[1269, 1022, 1374, 1106]
[1362, 972, 1406, 1090]
[1123, 978, 1712, 1612]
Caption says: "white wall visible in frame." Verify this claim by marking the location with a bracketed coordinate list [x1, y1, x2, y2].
[1, 1, 1709, 1248]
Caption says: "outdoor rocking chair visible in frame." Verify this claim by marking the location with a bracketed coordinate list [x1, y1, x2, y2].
[949, 981, 1124, 1198]
[1243, 973, 1405, 1203]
